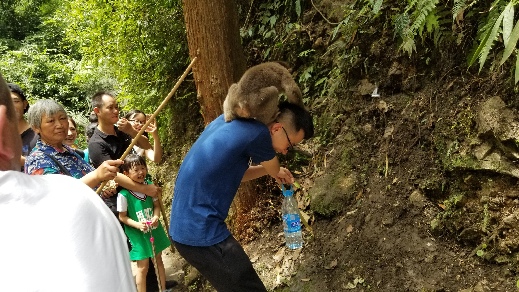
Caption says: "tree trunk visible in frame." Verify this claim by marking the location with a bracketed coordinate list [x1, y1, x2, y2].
[181, 0, 262, 237]
[182, 0, 246, 124]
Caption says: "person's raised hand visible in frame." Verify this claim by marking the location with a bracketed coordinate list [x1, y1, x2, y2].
[116, 118, 134, 134]
[145, 118, 157, 133]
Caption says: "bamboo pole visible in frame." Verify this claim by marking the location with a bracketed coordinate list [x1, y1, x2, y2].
[156, 190, 176, 253]
[96, 57, 198, 194]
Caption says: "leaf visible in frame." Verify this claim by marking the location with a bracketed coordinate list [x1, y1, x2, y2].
[372, 0, 383, 14]
[501, 19, 519, 65]
[515, 53, 519, 84]
[503, 3, 514, 46]
[269, 15, 278, 28]
[295, 0, 301, 17]
[477, 5, 507, 71]
[331, 21, 343, 40]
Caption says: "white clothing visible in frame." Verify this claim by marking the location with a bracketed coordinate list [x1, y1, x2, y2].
[0, 171, 137, 292]
[117, 189, 158, 213]
[133, 145, 145, 157]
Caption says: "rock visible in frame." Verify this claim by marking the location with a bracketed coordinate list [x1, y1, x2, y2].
[409, 189, 426, 208]
[358, 79, 376, 96]
[310, 172, 358, 216]
[473, 142, 493, 160]
[476, 96, 519, 160]
[503, 213, 518, 226]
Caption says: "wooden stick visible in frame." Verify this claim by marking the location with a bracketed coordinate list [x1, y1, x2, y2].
[96, 57, 198, 194]
[146, 223, 162, 292]
[157, 191, 176, 253]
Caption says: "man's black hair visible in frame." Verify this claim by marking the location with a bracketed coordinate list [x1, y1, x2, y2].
[91, 91, 115, 111]
[279, 101, 314, 139]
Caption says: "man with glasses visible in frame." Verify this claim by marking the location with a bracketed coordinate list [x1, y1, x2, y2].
[170, 101, 314, 291]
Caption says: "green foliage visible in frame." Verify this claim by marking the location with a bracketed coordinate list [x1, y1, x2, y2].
[393, 0, 441, 56]
[0, 0, 55, 44]
[54, 0, 189, 116]
[0, 36, 90, 112]
[467, 0, 519, 84]
[240, 0, 304, 62]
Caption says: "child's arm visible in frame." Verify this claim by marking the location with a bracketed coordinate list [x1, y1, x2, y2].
[114, 172, 161, 197]
[150, 199, 161, 228]
[119, 211, 148, 232]
[145, 119, 163, 164]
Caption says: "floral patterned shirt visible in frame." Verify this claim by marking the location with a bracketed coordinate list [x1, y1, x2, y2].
[25, 139, 94, 179]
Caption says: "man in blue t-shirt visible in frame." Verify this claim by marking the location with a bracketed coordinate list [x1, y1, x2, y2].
[170, 101, 314, 291]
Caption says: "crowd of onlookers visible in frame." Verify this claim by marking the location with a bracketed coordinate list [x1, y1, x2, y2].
[8, 82, 172, 292]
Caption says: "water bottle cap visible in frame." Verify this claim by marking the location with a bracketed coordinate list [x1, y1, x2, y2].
[281, 184, 294, 197]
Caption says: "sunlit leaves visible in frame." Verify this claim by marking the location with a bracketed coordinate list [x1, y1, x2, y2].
[54, 0, 188, 113]
[468, 1, 519, 84]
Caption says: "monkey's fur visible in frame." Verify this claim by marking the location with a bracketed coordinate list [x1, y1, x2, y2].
[223, 62, 304, 125]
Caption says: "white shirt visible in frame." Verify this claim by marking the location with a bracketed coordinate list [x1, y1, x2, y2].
[0, 171, 137, 292]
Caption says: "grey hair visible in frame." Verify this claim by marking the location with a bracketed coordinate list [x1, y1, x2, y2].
[28, 99, 67, 129]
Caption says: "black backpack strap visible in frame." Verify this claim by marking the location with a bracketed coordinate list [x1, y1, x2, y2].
[43, 152, 72, 177]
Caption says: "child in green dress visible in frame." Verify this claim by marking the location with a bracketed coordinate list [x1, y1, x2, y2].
[117, 154, 170, 292]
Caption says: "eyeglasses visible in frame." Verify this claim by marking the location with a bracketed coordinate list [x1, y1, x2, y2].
[281, 126, 294, 151]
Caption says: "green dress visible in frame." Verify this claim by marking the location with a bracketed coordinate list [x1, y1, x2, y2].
[119, 187, 170, 261]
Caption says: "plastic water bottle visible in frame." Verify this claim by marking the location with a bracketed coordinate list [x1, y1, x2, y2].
[282, 184, 303, 249]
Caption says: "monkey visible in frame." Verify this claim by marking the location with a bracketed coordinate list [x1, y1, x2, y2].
[223, 62, 305, 125]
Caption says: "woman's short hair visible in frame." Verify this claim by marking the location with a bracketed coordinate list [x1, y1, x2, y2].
[27, 99, 66, 129]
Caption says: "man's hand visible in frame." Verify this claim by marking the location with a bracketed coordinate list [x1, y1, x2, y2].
[276, 167, 294, 185]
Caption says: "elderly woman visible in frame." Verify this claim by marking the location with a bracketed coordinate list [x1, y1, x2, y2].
[24, 99, 120, 189]
[25, 100, 160, 201]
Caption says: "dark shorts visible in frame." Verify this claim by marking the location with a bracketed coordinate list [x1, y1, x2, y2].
[173, 235, 267, 292]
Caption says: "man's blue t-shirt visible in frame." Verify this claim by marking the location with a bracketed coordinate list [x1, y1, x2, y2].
[170, 115, 276, 246]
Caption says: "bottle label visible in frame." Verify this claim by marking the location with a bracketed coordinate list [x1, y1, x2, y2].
[283, 213, 301, 233]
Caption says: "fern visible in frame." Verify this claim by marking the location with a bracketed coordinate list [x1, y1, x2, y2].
[500, 19, 519, 64]
[502, 3, 514, 45]
[452, 0, 466, 20]
[395, 0, 439, 55]
[515, 53, 519, 83]
[468, 1, 516, 72]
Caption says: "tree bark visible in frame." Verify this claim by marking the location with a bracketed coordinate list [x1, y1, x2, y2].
[181, 0, 262, 237]
[182, 0, 246, 125]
